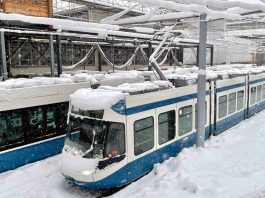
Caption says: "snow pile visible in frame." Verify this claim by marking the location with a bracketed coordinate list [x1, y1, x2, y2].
[70, 88, 124, 110]
[0, 76, 75, 89]
[34, 77, 58, 85]
[117, 82, 159, 91]
[152, 80, 173, 88]
[98, 81, 170, 94]
[130, 0, 265, 21]
[1, 64, 265, 91]
[11, 78, 42, 88]
[133, 27, 155, 34]
[113, 110, 265, 198]
[215, 71, 229, 79]
[72, 73, 98, 83]
[0, 156, 97, 198]
[0, 73, 100, 90]
[162, 64, 265, 83]
[60, 73, 73, 80]
[100, 71, 145, 87]
[104, 70, 140, 80]
[0, 13, 119, 31]
[61, 149, 99, 178]
[93, 74, 105, 81]
[54, 78, 73, 84]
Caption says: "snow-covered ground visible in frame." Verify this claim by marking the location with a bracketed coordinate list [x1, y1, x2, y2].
[1, 110, 265, 198]
[113, 111, 265, 198]
[0, 155, 98, 198]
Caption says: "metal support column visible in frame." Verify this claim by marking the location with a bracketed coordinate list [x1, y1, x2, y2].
[56, 35, 62, 76]
[177, 47, 184, 64]
[148, 41, 152, 71]
[95, 49, 101, 71]
[111, 38, 115, 72]
[210, 45, 214, 66]
[6, 36, 11, 78]
[49, 35, 55, 77]
[196, 46, 199, 66]
[0, 31, 7, 80]
[169, 48, 173, 66]
[196, 14, 208, 148]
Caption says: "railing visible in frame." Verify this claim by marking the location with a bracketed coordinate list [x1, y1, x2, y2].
[53, 0, 151, 14]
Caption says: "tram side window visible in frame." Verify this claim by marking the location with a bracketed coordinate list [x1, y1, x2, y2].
[28, 107, 45, 139]
[58, 102, 69, 133]
[228, 93, 236, 114]
[106, 123, 125, 157]
[178, 106, 193, 136]
[158, 110, 175, 145]
[257, 85, 262, 102]
[237, 90, 244, 111]
[263, 85, 265, 100]
[0, 114, 6, 146]
[134, 117, 154, 156]
[250, 87, 257, 105]
[47, 106, 56, 130]
[218, 95, 227, 119]
[0, 111, 24, 148]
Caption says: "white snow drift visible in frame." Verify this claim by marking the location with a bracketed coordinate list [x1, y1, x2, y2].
[1, 110, 265, 197]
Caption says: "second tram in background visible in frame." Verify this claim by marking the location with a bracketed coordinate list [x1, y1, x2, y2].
[0, 78, 91, 173]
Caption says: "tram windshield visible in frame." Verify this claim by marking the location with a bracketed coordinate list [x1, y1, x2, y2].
[65, 116, 125, 159]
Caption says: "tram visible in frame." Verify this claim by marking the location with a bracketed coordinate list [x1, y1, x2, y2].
[0, 78, 91, 173]
[61, 70, 265, 190]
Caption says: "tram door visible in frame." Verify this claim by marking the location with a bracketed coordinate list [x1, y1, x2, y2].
[210, 80, 218, 136]
[126, 109, 157, 181]
[245, 74, 251, 118]
[155, 104, 177, 157]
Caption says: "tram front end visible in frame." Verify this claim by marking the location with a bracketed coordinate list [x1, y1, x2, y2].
[61, 88, 128, 189]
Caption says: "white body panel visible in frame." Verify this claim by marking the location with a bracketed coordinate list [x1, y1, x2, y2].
[0, 82, 91, 111]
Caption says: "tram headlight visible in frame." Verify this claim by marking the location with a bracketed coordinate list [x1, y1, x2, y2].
[70, 147, 79, 156]
[82, 170, 92, 176]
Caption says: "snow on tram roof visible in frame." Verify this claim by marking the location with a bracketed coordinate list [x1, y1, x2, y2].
[69, 80, 173, 111]
[70, 88, 125, 111]
[0, 70, 143, 90]
[0, 77, 75, 89]
[1, 64, 265, 91]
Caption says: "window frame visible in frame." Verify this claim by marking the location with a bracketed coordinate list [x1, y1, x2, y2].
[0, 110, 24, 151]
[218, 95, 228, 119]
[237, 90, 244, 111]
[105, 122, 126, 157]
[228, 92, 237, 115]
[178, 105, 193, 137]
[262, 84, 265, 100]
[158, 110, 176, 145]
[257, 85, 262, 102]
[250, 86, 257, 106]
[134, 116, 155, 156]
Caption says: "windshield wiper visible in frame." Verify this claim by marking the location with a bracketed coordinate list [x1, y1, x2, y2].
[81, 129, 96, 157]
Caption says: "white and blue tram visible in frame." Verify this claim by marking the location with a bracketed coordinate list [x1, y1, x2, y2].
[61, 72, 265, 190]
[0, 81, 90, 173]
